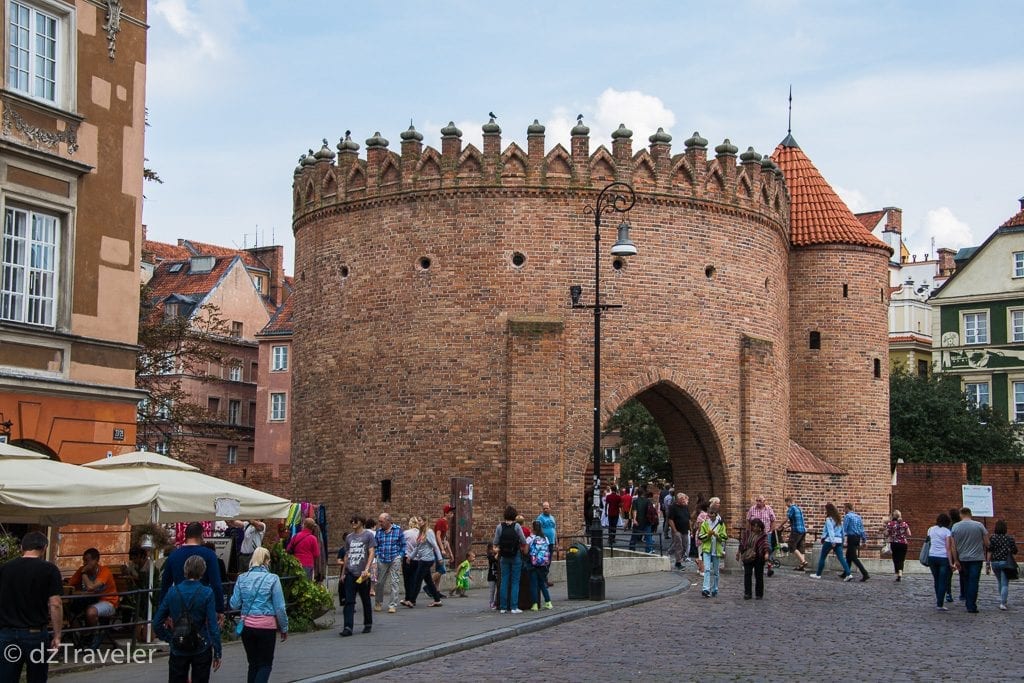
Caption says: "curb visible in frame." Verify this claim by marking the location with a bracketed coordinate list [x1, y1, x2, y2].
[297, 573, 691, 682]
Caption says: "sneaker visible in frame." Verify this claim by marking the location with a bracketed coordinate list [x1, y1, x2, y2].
[701, 590, 710, 598]
[530, 604, 539, 611]
[429, 601, 443, 607]
[743, 594, 752, 600]
[936, 606, 948, 611]
[544, 601, 553, 610]
[374, 604, 382, 612]
[340, 627, 353, 637]
[387, 607, 396, 614]
[362, 625, 372, 634]
[945, 594, 954, 603]
[511, 608, 523, 614]
[999, 604, 1007, 611]
[860, 576, 870, 582]
[711, 591, 718, 597]
[843, 574, 854, 582]
[500, 609, 508, 614]
[809, 574, 821, 579]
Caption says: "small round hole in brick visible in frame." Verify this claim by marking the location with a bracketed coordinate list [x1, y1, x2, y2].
[418, 256, 432, 271]
[511, 252, 526, 268]
[340, 265, 350, 278]
[612, 258, 624, 271]
[705, 265, 716, 279]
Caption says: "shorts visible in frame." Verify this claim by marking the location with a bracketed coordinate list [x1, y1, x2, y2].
[93, 600, 116, 618]
[788, 531, 806, 552]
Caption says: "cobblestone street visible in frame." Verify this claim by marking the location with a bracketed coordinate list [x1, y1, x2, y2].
[369, 568, 1024, 682]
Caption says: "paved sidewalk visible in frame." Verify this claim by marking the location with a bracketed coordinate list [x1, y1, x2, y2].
[54, 569, 688, 682]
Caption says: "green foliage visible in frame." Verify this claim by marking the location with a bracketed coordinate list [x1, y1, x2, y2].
[890, 364, 1024, 481]
[606, 399, 671, 483]
[268, 542, 332, 632]
[0, 533, 19, 567]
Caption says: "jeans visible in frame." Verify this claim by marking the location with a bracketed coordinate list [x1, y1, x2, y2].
[342, 573, 372, 629]
[241, 626, 276, 683]
[0, 628, 49, 683]
[499, 554, 522, 610]
[960, 560, 983, 611]
[928, 556, 951, 607]
[629, 523, 654, 553]
[743, 559, 765, 598]
[529, 564, 551, 605]
[374, 557, 403, 609]
[992, 560, 1013, 605]
[168, 647, 213, 683]
[702, 553, 721, 594]
[815, 541, 851, 576]
[846, 537, 869, 578]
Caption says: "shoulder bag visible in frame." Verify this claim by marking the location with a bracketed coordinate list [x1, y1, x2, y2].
[918, 537, 931, 567]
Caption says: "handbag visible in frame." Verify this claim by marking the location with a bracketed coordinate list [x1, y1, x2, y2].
[1007, 562, 1020, 581]
[918, 537, 931, 566]
[880, 542, 892, 558]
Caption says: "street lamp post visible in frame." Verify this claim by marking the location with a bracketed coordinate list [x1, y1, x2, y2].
[571, 180, 637, 601]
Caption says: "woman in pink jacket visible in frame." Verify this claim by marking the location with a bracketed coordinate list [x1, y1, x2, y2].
[286, 518, 321, 580]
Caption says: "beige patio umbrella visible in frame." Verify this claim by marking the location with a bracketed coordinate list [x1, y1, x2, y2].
[0, 442, 159, 525]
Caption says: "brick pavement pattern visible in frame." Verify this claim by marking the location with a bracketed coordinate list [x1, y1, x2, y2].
[367, 571, 1024, 682]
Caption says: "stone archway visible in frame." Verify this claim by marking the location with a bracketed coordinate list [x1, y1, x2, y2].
[606, 377, 730, 509]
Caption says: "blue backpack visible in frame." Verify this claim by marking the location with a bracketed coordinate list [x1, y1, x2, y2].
[529, 536, 550, 567]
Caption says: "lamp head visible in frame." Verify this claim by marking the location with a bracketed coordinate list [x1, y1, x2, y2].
[610, 221, 637, 257]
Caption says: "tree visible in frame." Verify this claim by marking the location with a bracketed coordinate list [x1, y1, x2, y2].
[606, 399, 671, 484]
[136, 287, 233, 463]
[890, 364, 1023, 481]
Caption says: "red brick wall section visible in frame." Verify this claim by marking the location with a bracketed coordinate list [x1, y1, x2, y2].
[981, 464, 1024, 537]
[202, 461, 292, 502]
[890, 462, 967, 544]
[784, 472, 851, 539]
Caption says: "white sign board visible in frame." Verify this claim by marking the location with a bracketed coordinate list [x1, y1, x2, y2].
[961, 485, 994, 518]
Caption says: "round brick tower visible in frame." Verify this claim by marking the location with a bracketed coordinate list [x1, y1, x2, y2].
[291, 118, 800, 542]
[773, 133, 893, 532]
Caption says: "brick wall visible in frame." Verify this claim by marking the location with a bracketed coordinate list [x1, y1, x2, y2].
[981, 464, 1024, 537]
[891, 462, 967, 541]
[784, 472, 852, 538]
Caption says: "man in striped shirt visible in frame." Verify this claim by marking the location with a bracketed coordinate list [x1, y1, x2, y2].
[374, 513, 405, 613]
[747, 496, 778, 575]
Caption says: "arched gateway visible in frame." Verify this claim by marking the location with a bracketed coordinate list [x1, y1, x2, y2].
[290, 120, 892, 545]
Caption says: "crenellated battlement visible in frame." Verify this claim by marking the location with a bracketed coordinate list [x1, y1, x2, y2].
[291, 118, 789, 228]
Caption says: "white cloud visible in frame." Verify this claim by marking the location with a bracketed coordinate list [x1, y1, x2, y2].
[545, 89, 677, 150]
[834, 185, 870, 213]
[906, 207, 975, 254]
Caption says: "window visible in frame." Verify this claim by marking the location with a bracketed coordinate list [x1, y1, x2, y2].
[963, 312, 988, 345]
[1015, 252, 1024, 278]
[272, 345, 288, 371]
[207, 397, 219, 417]
[809, 331, 821, 350]
[228, 400, 241, 425]
[7, 1, 60, 103]
[248, 401, 256, 426]
[873, 358, 881, 378]
[603, 447, 619, 463]
[964, 382, 990, 408]
[252, 274, 264, 293]
[270, 392, 287, 421]
[155, 401, 171, 420]
[2, 206, 59, 327]
[228, 364, 242, 382]
[155, 439, 170, 455]
[1015, 382, 1024, 422]
[1012, 310, 1024, 343]
[231, 321, 243, 337]
[917, 359, 929, 377]
[227, 446, 237, 465]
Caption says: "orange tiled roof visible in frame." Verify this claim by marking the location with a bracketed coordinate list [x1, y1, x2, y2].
[259, 295, 294, 336]
[182, 240, 268, 271]
[142, 256, 237, 322]
[144, 239, 190, 262]
[788, 440, 846, 475]
[855, 210, 885, 232]
[889, 333, 931, 345]
[772, 138, 892, 253]
[1001, 206, 1024, 228]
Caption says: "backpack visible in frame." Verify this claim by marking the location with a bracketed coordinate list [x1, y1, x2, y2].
[171, 585, 207, 653]
[645, 499, 659, 527]
[529, 536, 550, 567]
[498, 523, 521, 558]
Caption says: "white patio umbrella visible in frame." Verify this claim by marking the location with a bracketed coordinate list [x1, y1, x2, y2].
[0, 442, 159, 525]
[82, 451, 291, 524]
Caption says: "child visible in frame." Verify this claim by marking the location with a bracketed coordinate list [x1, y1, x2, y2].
[451, 550, 474, 597]
[486, 542, 499, 610]
[528, 521, 553, 610]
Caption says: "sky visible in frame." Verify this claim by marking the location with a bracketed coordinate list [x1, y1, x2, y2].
[143, 1, 1024, 273]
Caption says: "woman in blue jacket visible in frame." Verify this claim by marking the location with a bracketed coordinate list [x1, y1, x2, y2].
[154, 555, 222, 683]
[809, 503, 853, 581]
[230, 547, 289, 683]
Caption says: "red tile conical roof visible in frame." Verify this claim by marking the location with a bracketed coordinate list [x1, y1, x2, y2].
[772, 138, 891, 252]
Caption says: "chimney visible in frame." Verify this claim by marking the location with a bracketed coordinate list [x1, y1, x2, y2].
[883, 207, 902, 234]
[937, 247, 956, 277]
[248, 245, 286, 306]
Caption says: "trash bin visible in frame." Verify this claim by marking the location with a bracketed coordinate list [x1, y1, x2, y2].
[565, 542, 591, 600]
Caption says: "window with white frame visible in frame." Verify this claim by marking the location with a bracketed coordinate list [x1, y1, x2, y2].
[155, 438, 170, 455]
[1014, 382, 1024, 422]
[1015, 252, 1024, 278]
[228, 400, 241, 425]
[1012, 310, 1024, 343]
[963, 312, 988, 345]
[227, 446, 237, 464]
[964, 382, 990, 408]
[270, 392, 286, 421]
[228, 364, 242, 382]
[272, 345, 288, 371]
[2, 206, 59, 327]
[6, 1, 71, 106]
[155, 400, 171, 420]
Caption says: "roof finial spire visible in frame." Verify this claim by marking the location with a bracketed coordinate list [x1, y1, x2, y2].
[787, 85, 793, 135]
